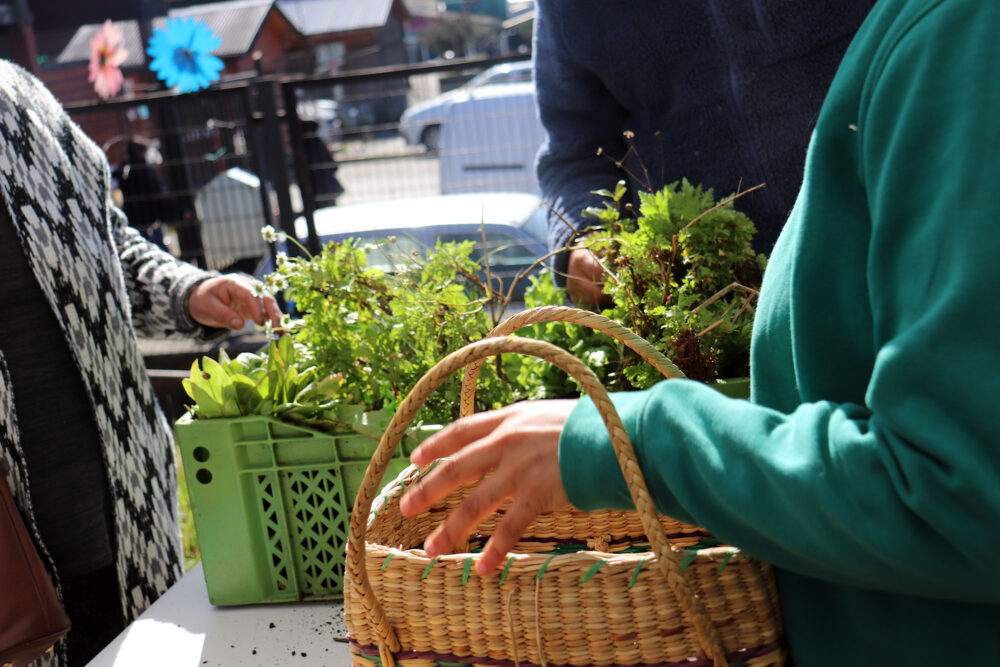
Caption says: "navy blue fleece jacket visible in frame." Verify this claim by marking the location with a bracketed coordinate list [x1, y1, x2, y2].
[534, 0, 873, 279]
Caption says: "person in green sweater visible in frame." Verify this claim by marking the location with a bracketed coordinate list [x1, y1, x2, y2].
[399, 0, 1000, 663]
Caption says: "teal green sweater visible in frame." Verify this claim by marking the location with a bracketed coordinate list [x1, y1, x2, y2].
[559, 1, 1000, 664]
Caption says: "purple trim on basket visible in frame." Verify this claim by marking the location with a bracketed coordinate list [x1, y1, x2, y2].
[470, 531, 715, 547]
[350, 639, 783, 667]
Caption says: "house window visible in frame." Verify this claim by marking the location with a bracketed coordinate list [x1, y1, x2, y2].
[315, 42, 345, 73]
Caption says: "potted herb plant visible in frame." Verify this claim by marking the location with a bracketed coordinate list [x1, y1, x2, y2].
[517, 178, 765, 400]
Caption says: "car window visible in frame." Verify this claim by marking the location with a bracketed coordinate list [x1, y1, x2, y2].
[508, 68, 533, 84]
[436, 232, 541, 267]
[331, 234, 424, 272]
[467, 64, 533, 89]
[486, 235, 542, 266]
[520, 205, 548, 243]
[486, 72, 513, 85]
[464, 69, 494, 88]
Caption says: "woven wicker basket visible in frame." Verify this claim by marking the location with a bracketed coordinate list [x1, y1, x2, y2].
[345, 307, 786, 667]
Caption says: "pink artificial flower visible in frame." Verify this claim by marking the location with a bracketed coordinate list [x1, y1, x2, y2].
[89, 19, 128, 100]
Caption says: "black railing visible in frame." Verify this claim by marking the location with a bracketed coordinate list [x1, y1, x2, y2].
[63, 53, 537, 276]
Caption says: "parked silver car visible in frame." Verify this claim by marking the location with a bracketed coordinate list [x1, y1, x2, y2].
[399, 60, 533, 152]
[259, 191, 549, 301]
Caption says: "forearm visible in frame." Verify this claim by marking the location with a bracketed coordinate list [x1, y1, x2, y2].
[112, 205, 222, 340]
[560, 380, 1000, 602]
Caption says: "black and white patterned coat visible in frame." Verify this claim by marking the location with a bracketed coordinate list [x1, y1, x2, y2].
[0, 61, 219, 657]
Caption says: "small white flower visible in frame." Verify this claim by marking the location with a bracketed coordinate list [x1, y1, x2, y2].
[279, 313, 293, 330]
[275, 251, 288, 266]
[251, 281, 269, 298]
[265, 273, 288, 291]
[261, 225, 283, 243]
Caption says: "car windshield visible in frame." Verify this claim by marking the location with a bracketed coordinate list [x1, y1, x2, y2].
[465, 63, 533, 89]
[436, 231, 540, 267]
[335, 235, 421, 273]
[325, 230, 539, 280]
[521, 205, 548, 243]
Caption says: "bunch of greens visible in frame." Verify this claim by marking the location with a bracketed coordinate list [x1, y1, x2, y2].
[510, 272, 623, 398]
[520, 179, 765, 395]
[181, 335, 348, 428]
[241, 235, 535, 427]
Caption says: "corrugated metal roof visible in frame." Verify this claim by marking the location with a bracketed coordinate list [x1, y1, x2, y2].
[57, 20, 145, 67]
[276, 0, 393, 36]
[56, 0, 275, 66]
[402, 0, 440, 20]
[170, 0, 274, 56]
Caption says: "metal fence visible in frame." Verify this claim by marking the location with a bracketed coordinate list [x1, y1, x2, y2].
[63, 53, 539, 277]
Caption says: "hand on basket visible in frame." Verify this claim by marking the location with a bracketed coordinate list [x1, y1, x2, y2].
[188, 275, 282, 331]
[400, 399, 577, 575]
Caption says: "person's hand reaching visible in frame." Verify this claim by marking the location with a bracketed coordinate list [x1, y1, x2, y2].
[566, 246, 612, 308]
[187, 275, 282, 331]
[400, 399, 577, 575]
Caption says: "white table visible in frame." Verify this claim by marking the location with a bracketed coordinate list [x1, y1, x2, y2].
[87, 563, 353, 667]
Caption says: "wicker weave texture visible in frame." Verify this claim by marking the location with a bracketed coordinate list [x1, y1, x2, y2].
[348, 469, 784, 666]
[345, 309, 786, 667]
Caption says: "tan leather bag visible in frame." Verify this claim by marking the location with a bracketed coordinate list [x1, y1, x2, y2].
[0, 475, 71, 667]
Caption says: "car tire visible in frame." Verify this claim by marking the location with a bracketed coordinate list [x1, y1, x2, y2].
[421, 125, 441, 153]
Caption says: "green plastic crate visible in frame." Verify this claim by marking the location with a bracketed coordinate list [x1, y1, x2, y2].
[175, 408, 438, 606]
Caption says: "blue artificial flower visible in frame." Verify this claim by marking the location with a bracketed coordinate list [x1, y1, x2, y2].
[147, 17, 224, 94]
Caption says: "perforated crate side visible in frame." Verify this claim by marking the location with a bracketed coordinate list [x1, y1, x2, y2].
[175, 412, 439, 605]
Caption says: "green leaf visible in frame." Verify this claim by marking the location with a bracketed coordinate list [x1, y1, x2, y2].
[188, 381, 223, 418]
[277, 333, 295, 367]
[231, 374, 259, 414]
[199, 357, 230, 404]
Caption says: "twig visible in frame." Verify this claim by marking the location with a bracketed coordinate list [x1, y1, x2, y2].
[697, 293, 754, 339]
[679, 182, 766, 235]
[479, 209, 497, 325]
[597, 145, 648, 190]
[695, 298, 738, 339]
[622, 130, 653, 192]
[691, 281, 760, 314]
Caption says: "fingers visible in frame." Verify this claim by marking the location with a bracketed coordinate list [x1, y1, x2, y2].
[477, 497, 542, 574]
[189, 276, 285, 330]
[397, 401, 571, 576]
[262, 294, 283, 327]
[410, 408, 510, 465]
[566, 277, 605, 308]
[223, 280, 266, 325]
[422, 471, 511, 557]
[194, 290, 244, 330]
[400, 437, 502, 518]
[566, 248, 611, 308]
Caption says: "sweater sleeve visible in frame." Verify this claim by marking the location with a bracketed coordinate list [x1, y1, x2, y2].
[560, 3, 1000, 604]
[111, 202, 225, 341]
[533, 0, 631, 284]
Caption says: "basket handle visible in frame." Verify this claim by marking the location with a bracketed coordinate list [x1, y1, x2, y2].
[460, 305, 685, 418]
[347, 336, 728, 667]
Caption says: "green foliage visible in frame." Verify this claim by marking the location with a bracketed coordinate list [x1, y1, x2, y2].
[515, 272, 622, 397]
[181, 336, 353, 430]
[526, 179, 766, 394]
[183, 179, 763, 426]
[185, 237, 542, 429]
